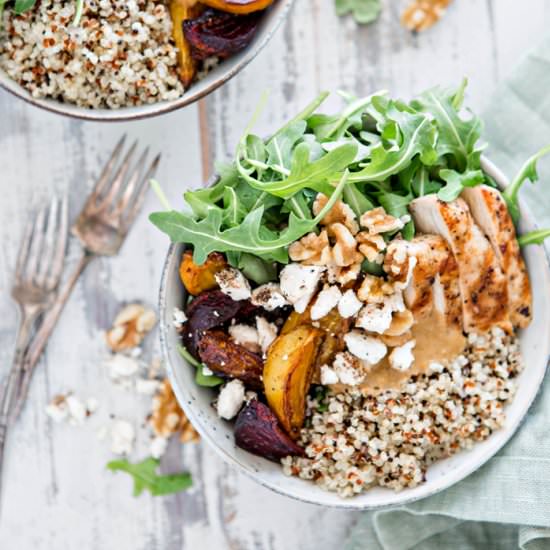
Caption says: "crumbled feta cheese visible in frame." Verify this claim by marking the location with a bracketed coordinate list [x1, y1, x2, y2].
[256, 317, 278, 353]
[110, 420, 135, 455]
[135, 378, 161, 395]
[338, 289, 363, 318]
[216, 380, 245, 420]
[215, 268, 252, 301]
[228, 324, 260, 353]
[45, 395, 69, 423]
[173, 307, 187, 327]
[150, 436, 169, 459]
[311, 286, 342, 321]
[389, 340, 416, 371]
[105, 354, 140, 380]
[355, 304, 393, 334]
[251, 283, 289, 311]
[320, 365, 339, 385]
[344, 330, 387, 364]
[280, 264, 324, 313]
[202, 366, 214, 376]
[333, 352, 365, 386]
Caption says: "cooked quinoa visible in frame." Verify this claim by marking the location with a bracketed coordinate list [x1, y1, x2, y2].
[0, 0, 185, 108]
[282, 328, 523, 497]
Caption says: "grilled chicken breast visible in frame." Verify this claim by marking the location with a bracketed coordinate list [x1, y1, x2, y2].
[461, 185, 532, 327]
[410, 195, 510, 333]
[384, 235, 462, 327]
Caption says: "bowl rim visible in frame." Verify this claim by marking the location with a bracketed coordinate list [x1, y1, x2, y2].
[158, 156, 550, 509]
[0, 0, 294, 122]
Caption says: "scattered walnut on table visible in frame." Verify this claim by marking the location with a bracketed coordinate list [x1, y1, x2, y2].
[105, 303, 157, 352]
[401, 0, 453, 32]
[150, 379, 200, 443]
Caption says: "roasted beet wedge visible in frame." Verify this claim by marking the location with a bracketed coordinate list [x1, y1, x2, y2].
[234, 400, 305, 461]
[182, 9, 262, 61]
[198, 330, 263, 389]
[185, 290, 246, 355]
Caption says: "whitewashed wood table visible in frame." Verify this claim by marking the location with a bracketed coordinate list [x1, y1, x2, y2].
[0, 1, 549, 548]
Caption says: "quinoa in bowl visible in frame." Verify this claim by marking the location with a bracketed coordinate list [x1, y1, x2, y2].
[0, 0, 291, 118]
[154, 84, 550, 504]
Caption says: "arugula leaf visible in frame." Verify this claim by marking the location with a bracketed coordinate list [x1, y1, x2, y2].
[178, 346, 223, 387]
[150, 170, 350, 264]
[518, 229, 550, 247]
[107, 457, 192, 497]
[335, 0, 381, 24]
[266, 121, 307, 170]
[410, 80, 485, 172]
[412, 166, 442, 197]
[195, 365, 224, 387]
[348, 104, 435, 184]
[236, 141, 357, 198]
[502, 144, 550, 224]
[227, 252, 278, 284]
[437, 169, 485, 202]
[14, 0, 36, 14]
[376, 192, 415, 240]
[343, 181, 374, 217]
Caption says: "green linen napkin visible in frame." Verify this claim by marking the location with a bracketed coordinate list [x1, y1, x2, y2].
[345, 35, 550, 550]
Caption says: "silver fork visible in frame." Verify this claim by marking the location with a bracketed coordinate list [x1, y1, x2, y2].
[14, 136, 160, 418]
[0, 197, 68, 489]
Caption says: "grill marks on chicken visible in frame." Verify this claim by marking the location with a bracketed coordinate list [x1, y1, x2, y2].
[410, 195, 511, 333]
[384, 235, 462, 328]
[461, 186, 532, 327]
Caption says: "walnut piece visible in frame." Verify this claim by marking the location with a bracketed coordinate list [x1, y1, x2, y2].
[356, 231, 386, 263]
[150, 379, 200, 443]
[313, 194, 359, 234]
[401, 0, 452, 32]
[327, 262, 362, 286]
[106, 304, 157, 352]
[360, 207, 405, 235]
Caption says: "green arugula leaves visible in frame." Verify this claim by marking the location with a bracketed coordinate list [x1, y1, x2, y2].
[151, 81, 550, 262]
[335, 0, 382, 25]
[107, 457, 192, 497]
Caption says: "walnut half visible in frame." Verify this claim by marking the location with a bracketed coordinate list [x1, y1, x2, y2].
[106, 303, 157, 352]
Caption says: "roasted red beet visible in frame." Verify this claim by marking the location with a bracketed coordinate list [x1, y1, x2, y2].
[184, 290, 246, 355]
[182, 9, 262, 61]
[234, 400, 305, 462]
[198, 330, 264, 389]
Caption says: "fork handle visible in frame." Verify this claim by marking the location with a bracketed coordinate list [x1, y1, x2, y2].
[13, 252, 95, 420]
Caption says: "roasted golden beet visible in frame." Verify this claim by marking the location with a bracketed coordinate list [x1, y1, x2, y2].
[234, 400, 304, 461]
[199, 0, 274, 14]
[170, 0, 204, 87]
[183, 9, 262, 61]
[281, 307, 350, 369]
[179, 250, 227, 295]
[198, 330, 264, 389]
[263, 326, 322, 439]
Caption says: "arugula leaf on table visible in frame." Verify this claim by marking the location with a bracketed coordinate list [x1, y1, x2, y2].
[410, 79, 485, 172]
[150, 170, 351, 265]
[437, 169, 485, 202]
[107, 457, 192, 497]
[502, 144, 550, 224]
[335, 0, 382, 25]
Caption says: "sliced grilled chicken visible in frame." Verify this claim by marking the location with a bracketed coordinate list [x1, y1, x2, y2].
[384, 235, 462, 327]
[461, 185, 532, 327]
[410, 195, 510, 333]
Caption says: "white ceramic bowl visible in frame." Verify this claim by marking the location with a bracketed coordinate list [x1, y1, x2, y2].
[158, 157, 550, 509]
[0, 0, 293, 121]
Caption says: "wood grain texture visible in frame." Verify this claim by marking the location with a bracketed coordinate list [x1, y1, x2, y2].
[0, 0, 549, 548]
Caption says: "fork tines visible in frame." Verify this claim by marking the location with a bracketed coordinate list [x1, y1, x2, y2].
[86, 135, 161, 232]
